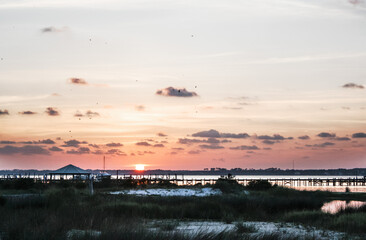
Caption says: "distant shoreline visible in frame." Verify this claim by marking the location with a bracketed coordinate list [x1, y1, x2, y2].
[1, 168, 366, 176]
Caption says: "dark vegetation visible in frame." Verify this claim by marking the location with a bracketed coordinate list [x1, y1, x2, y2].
[0, 178, 366, 239]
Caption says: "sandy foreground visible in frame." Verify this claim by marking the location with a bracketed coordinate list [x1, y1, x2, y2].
[109, 187, 224, 196]
[148, 220, 345, 240]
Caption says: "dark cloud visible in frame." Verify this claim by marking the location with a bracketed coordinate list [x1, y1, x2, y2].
[13, 139, 55, 145]
[135, 105, 145, 111]
[262, 140, 275, 145]
[178, 138, 205, 144]
[86, 110, 100, 118]
[19, 111, 37, 115]
[74, 112, 83, 117]
[188, 150, 201, 154]
[192, 129, 250, 139]
[45, 107, 59, 116]
[156, 87, 198, 97]
[89, 144, 100, 148]
[170, 152, 178, 155]
[153, 144, 165, 148]
[335, 137, 351, 141]
[0, 145, 49, 155]
[157, 132, 167, 137]
[206, 138, 220, 144]
[136, 142, 152, 146]
[0, 141, 16, 144]
[306, 142, 335, 148]
[74, 110, 100, 118]
[178, 137, 223, 145]
[298, 135, 310, 140]
[38, 139, 55, 144]
[106, 142, 123, 147]
[106, 149, 127, 156]
[41, 26, 68, 33]
[257, 134, 291, 140]
[263, 147, 272, 150]
[342, 83, 364, 89]
[0, 110, 9, 115]
[352, 132, 366, 138]
[69, 78, 88, 85]
[66, 147, 90, 154]
[229, 145, 259, 150]
[62, 139, 86, 148]
[199, 144, 224, 149]
[317, 132, 336, 138]
[137, 151, 155, 155]
[49, 146, 63, 152]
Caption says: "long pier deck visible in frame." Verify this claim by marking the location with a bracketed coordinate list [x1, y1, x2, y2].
[1, 174, 366, 188]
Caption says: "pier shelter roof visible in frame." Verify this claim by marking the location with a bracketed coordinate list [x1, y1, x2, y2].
[49, 164, 91, 179]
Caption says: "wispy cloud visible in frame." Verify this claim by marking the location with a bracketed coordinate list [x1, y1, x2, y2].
[18, 111, 37, 115]
[157, 132, 167, 137]
[0, 145, 50, 155]
[199, 144, 224, 149]
[306, 142, 335, 148]
[230, 145, 259, 150]
[135, 105, 145, 111]
[41, 26, 68, 33]
[66, 147, 90, 154]
[188, 150, 201, 154]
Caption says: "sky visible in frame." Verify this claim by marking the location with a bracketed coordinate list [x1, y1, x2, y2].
[0, 0, 365, 170]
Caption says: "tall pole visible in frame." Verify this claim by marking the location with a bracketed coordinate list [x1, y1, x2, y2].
[103, 155, 105, 172]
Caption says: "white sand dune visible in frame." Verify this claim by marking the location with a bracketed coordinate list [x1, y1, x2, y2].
[110, 187, 222, 197]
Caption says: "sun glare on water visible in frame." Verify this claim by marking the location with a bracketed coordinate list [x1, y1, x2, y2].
[135, 164, 145, 171]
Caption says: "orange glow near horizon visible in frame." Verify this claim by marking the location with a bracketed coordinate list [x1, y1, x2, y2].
[135, 164, 145, 171]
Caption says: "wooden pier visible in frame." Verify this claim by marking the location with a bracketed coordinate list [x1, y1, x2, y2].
[1, 173, 366, 188]
[119, 174, 366, 188]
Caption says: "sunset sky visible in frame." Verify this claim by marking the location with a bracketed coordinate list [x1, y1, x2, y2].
[0, 0, 365, 170]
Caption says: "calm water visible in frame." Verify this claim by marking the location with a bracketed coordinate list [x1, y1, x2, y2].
[115, 175, 363, 180]
[321, 200, 366, 214]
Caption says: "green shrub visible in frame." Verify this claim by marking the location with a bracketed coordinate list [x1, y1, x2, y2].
[0, 178, 35, 190]
[213, 179, 244, 194]
[247, 180, 273, 191]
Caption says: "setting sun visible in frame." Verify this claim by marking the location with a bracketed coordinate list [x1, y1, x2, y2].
[135, 164, 145, 171]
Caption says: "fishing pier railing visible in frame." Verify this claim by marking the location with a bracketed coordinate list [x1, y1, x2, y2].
[1, 174, 366, 188]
